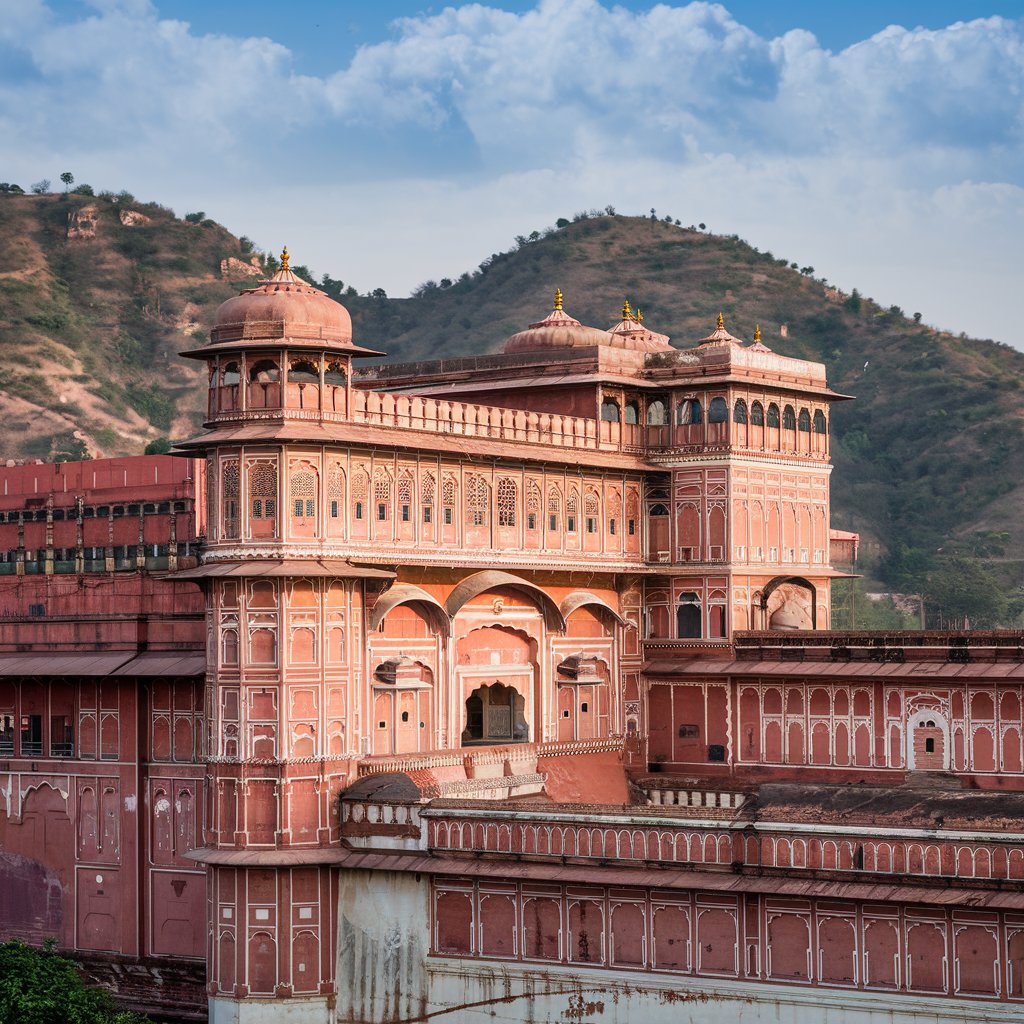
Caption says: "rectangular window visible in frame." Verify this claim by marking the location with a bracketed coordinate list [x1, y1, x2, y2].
[50, 715, 73, 757]
[471, 511, 485, 527]
[0, 714, 13, 755]
[293, 499, 303, 517]
[566, 515, 576, 533]
[306, 499, 315, 517]
[443, 508, 453, 525]
[355, 501, 363, 520]
[330, 500, 339, 518]
[586, 517, 597, 534]
[628, 519, 636, 536]
[423, 507, 432, 524]
[527, 513, 536, 530]
[252, 499, 263, 518]
[265, 499, 276, 517]
[401, 504, 410, 522]
[20, 714, 42, 756]
[549, 514, 558, 531]
[609, 519, 617, 535]
[377, 503, 388, 521]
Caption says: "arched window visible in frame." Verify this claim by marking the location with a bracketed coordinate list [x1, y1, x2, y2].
[607, 488, 621, 535]
[289, 359, 319, 383]
[584, 489, 599, 534]
[497, 478, 517, 527]
[442, 475, 457, 526]
[751, 402, 765, 426]
[421, 472, 435, 523]
[351, 470, 368, 520]
[466, 474, 489, 527]
[325, 361, 347, 386]
[249, 359, 279, 382]
[222, 461, 239, 538]
[708, 397, 728, 423]
[624, 401, 639, 425]
[526, 480, 541, 531]
[767, 403, 780, 427]
[798, 409, 811, 432]
[783, 405, 796, 429]
[398, 471, 413, 523]
[548, 487, 561, 531]
[646, 400, 667, 425]
[373, 471, 392, 521]
[676, 399, 702, 425]
[566, 489, 579, 532]
[221, 361, 240, 385]
[249, 463, 277, 519]
[291, 467, 317, 518]
[327, 464, 344, 520]
[733, 399, 748, 424]
[813, 410, 827, 434]
[677, 593, 702, 639]
[649, 502, 670, 517]
[600, 398, 620, 422]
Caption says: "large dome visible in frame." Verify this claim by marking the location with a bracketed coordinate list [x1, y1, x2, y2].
[502, 291, 614, 354]
[210, 250, 353, 348]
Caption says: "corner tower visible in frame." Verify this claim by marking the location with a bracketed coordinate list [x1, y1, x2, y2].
[177, 251, 386, 1023]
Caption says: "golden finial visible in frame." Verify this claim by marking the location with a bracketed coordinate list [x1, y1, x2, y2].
[634, 307, 644, 323]
[280, 245, 290, 271]
[716, 311, 724, 330]
[554, 288, 563, 311]
[754, 324, 761, 342]
[622, 299, 632, 320]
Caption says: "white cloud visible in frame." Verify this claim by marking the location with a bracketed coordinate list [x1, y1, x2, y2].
[1, 1, 1023, 346]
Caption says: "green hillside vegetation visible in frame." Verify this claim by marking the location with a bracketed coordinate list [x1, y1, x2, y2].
[0, 194, 1021, 624]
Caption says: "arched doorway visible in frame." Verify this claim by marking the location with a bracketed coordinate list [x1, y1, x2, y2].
[908, 710, 950, 771]
[462, 683, 528, 745]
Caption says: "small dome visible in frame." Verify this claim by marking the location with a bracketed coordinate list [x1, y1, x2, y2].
[503, 293, 613, 354]
[211, 250, 352, 348]
[769, 598, 812, 631]
[607, 300, 673, 352]
[698, 311, 744, 347]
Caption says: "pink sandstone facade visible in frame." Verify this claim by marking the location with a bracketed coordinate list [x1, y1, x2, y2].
[1, 258, 1022, 1023]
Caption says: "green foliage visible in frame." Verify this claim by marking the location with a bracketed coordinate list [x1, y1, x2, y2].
[143, 437, 171, 455]
[60, 172, 74, 190]
[124, 382, 175, 431]
[184, 211, 205, 223]
[831, 578, 919, 630]
[923, 557, 1009, 628]
[52, 434, 91, 462]
[71, 184, 95, 196]
[0, 183, 25, 194]
[0, 939, 152, 1024]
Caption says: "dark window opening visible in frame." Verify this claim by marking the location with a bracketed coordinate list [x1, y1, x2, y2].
[676, 399, 701, 425]
[423, 507, 432, 524]
[401, 711, 410, 723]
[609, 519, 617, 535]
[925, 737, 935, 753]
[443, 507, 453, 525]
[355, 501, 363, 520]
[600, 398, 620, 422]
[767, 404, 780, 428]
[813, 410, 827, 434]
[707, 744, 726, 762]
[733, 399, 748, 424]
[708, 397, 728, 423]
[798, 409, 811, 432]
[549, 514, 558, 531]
[527, 513, 536, 530]
[678, 724, 700, 738]
[566, 515, 576, 532]
[580, 702, 589, 713]
[377, 503, 388, 521]
[586, 517, 597, 534]
[401, 504, 410, 522]
[0, 714, 14, 755]
[20, 714, 42, 756]
[628, 519, 635, 535]
[783, 405, 796, 429]
[50, 715, 73, 757]
[677, 595, 702, 639]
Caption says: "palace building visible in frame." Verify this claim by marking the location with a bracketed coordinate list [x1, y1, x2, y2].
[1, 253, 1022, 1023]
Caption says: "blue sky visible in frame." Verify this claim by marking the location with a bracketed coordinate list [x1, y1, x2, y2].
[5, 1, 1024, 348]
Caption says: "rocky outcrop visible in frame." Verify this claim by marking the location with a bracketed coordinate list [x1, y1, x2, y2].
[220, 256, 263, 280]
[119, 209, 151, 227]
[66, 204, 98, 240]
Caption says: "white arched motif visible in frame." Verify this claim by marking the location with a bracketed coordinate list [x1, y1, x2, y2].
[907, 708, 951, 771]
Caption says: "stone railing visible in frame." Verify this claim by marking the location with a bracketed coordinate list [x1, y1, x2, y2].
[351, 390, 619, 451]
[642, 788, 746, 810]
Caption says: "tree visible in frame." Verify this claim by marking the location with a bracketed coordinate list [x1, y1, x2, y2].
[698, 222, 706, 231]
[844, 288, 862, 314]
[184, 211, 205, 223]
[60, 172, 74, 191]
[143, 437, 171, 455]
[913, 311, 922, 324]
[0, 939, 152, 1024]
[30, 180, 51, 194]
[555, 217, 570, 228]
[923, 557, 1008, 629]
[0, 183, 24, 194]
[370, 287, 387, 300]
[71, 184, 94, 196]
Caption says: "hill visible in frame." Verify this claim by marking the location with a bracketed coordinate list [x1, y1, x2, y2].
[1, 194, 1021, 620]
